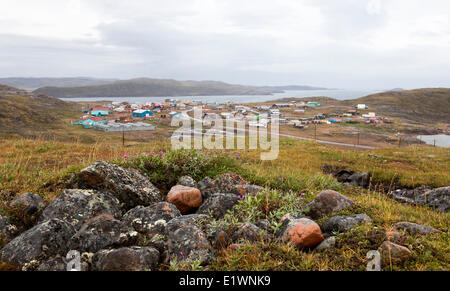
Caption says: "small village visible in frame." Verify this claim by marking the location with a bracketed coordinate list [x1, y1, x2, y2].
[72, 97, 395, 135]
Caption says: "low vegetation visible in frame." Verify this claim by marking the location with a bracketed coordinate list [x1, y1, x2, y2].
[0, 135, 448, 271]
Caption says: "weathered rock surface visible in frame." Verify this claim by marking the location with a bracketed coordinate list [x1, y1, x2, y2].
[0, 215, 19, 244]
[77, 162, 162, 209]
[9, 193, 44, 217]
[314, 236, 336, 251]
[0, 218, 75, 267]
[177, 176, 197, 188]
[38, 189, 122, 230]
[93, 247, 160, 271]
[305, 190, 354, 219]
[232, 223, 265, 243]
[277, 217, 324, 249]
[167, 225, 215, 264]
[197, 193, 240, 219]
[122, 202, 181, 236]
[255, 219, 272, 234]
[347, 172, 371, 188]
[166, 185, 202, 214]
[197, 173, 248, 199]
[68, 214, 138, 253]
[165, 214, 209, 234]
[321, 214, 372, 233]
[393, 222, 442, 236]
[389, 186, 449, 213]
[378, 241, 412, 266]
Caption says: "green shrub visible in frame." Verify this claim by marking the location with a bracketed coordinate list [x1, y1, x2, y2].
[121, 149, 242, 194]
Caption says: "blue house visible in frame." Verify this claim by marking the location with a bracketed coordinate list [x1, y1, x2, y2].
[133, 109, 153, 118]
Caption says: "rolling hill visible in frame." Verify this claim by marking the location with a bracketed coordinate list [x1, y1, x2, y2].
[347, 88, 450, 124]
[32, 78, 328, 98]
[0, 84, 79, 137]
[0, 77, 117, 90]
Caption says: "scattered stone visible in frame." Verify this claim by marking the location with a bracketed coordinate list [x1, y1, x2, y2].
[321, 214, 372, 233]
[77, 161, 162, 209]
[0, 215, 19, 244]
[36, 257, 66, 271]
[305, 190, 354, 219]
[165, 214, 210, 233]
[9, 193, 44, 217]
[378, 241, 412, 266]
[0, 219, 75, 267]
[389, 186, 449, 213]
[277, 217, 324, 249]
[197, 193, 240, 219]
[68, 214, 138, 253]
[93, 247, 160, 271]
[166, 185, 202, 214]
[38, 189, 122, 230]
[314, 236, 336, 251]
[393, 222, 442, 236]
[198, 173, 248, 199]
[177, 176, 197, 188]
[167, 225, 215, 264]
[122, 202, 181, 236]
[232, 223, 265, 243]
[347, 172, 371, 188]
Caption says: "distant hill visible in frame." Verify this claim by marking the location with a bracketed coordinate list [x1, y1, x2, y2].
[0, 84, 78, 136]
[32, 78, 327, 98]
[346, 88, 450, 124]
[270, 85, 329, 91]
[0, 77, 117, 90]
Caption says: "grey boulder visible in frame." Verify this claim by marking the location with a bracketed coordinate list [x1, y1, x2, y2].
[321, 214, 372, 233]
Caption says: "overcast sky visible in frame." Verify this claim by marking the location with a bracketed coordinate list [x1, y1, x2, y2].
[1, 0, 449, 89]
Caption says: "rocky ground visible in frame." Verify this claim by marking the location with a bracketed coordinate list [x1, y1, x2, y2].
[0, 161, 447, 271]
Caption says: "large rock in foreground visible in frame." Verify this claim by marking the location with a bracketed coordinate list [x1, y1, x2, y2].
[277, 217, 324, 249]
[38, 189, 122, 230]
[166, 185, 202, 214]
[0, 215, 19, 245]
[9, 193, 44, 217]
[93, 247, 160, 271]
[78, 162, 162, 209]
[167, 225, 215, 264]
[198, 173, 248, 199]
[68, 214, 138, 253]
[197, 193, 240, 219]
[122, 202, 181, 236]
[305, 190, 354, 219]
[0, 219, 75, 268]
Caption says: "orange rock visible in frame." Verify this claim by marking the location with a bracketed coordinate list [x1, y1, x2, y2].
[166, 185, 202, 214]
[282, 218, 324, 249]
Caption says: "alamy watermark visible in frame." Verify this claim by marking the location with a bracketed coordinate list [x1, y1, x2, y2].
[170, 107, 279, 160]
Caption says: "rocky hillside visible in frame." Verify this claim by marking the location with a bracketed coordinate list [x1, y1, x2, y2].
[0, 84, 78, 136]
[346, 88, 450, 124]
[0, 157, 448, 271]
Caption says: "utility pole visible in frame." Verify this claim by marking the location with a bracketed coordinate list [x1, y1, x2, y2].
[357, 130, 360, 146]
[122, 125, 125, 147]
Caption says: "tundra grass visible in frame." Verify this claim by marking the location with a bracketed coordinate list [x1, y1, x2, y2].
[0, 136, 448, 271]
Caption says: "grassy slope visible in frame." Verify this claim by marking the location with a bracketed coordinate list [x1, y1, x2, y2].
[0, 137, 448, 271]
[344, 88, 450, 124]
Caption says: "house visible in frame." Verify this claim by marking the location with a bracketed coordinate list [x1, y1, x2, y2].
[328, 119, 341, 123]
[132, 109, 153, 118]
[347, 109, 358, 116]
[73, 116, 107, 127]
[356, 104, 368, 110]
[91, 107, 110, 117]
[307, 102, 322, 107]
